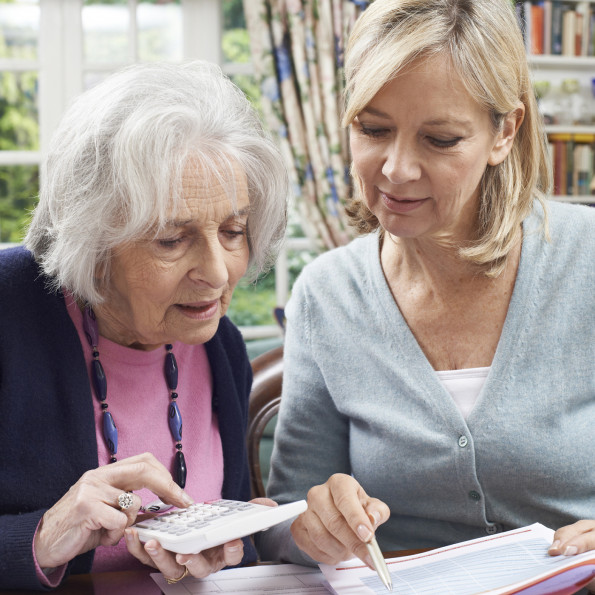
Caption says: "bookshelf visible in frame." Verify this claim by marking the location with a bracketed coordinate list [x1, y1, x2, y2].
[519, 0, 595, 204]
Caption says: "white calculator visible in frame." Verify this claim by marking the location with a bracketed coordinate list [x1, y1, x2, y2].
[132, 499, 307, 554]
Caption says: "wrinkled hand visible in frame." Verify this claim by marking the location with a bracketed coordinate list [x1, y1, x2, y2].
[34, 453, 193, 569]
[549, 520, 595, 592]
[290, 473, 390, 566]
[125, 496, 278, 580]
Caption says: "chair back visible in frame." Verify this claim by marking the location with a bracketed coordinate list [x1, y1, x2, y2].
[248, 345, 283, 499]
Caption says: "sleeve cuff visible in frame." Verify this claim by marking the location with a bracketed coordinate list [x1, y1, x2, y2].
[32, 518, 68, 588]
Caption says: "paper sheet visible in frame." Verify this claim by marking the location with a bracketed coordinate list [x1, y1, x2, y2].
[151, 563, 330, 594]
[319, 523, 595, 595]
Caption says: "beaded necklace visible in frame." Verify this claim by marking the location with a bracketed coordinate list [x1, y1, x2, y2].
[82, 305, 187, 488]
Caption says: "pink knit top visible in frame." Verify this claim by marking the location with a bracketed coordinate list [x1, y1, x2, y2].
[62, 294, 224, 573]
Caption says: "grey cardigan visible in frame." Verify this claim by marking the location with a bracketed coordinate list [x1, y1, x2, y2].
[257, 201, 595, 570]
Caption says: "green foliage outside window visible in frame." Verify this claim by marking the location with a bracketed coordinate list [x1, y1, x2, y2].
[0, 164, 37, 242]
[0, 0, 315, 329]
[0, 68, 39, 242]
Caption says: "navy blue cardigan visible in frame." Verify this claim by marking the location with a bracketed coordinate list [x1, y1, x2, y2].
[0, 247, 256, 590]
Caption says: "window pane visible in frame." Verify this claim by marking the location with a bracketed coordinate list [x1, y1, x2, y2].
[227, 269, 277, 328]
[83, 1, 129, 64]
[0, 164, 38, 242]
[0, 70, 38, 150]
[229, 74, 261, 116]
[137, 0, 182, 62]
[0, 0, 39, 60]
[222, 0, 248, 64]
[83, 70, 112, 91]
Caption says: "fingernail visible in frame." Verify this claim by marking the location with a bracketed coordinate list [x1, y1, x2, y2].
[145, 546, 158, 555]
[124, 529, 133, 542]
[368, 511, 381, 526]
[357, 524, 373, 541]
[226, 545, 242, 552]
[176, 555, 189, 565]
[181, 492, 194, 507]
[549, 540, 560, 552]
[564, 545, 578, 556]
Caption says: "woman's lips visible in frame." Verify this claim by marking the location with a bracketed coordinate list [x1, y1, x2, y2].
[380, 191, 429, 213]
[175, 300, 219, 320]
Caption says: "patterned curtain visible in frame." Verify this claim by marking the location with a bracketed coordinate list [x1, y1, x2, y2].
[243, 0, 368, 251]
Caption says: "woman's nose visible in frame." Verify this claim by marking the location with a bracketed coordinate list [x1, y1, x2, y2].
[188, 241, 228, 289]
[381, 137, 422, 184]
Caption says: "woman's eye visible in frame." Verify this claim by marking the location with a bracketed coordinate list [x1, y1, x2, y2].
[357, 123, 390, 138]
[428, 136, 462, 148]
[222, 229, 246, 240]
[157, 237, 184, 249]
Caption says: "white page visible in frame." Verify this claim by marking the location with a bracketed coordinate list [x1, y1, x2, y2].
[151, 563, 331, 595]
[319, 523, 595, 595]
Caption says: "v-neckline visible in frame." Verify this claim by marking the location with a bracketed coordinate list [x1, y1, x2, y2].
[366, 212, 543, 422]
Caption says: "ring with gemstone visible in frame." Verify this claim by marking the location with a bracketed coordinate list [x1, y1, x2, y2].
[117, 492, 134, 511]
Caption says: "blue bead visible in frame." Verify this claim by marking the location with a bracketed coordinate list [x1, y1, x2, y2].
[91, 359, 107, 401]
[83, 306, 99, 347]
[168, 401, 183, 441]
[164, 352, 178, 390]
[175, 451, 186, 488]
[103, 411, 118, 454]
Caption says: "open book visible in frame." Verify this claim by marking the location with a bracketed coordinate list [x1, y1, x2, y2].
[320, 523, 595, 595]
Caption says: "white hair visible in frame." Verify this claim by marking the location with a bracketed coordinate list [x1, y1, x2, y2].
[25, 60, 289, 304]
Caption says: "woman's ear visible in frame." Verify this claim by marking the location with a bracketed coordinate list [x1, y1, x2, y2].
[488, 102, 525, 166]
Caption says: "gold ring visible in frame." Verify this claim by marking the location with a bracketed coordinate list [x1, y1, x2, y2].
[165, 567, 189, 584]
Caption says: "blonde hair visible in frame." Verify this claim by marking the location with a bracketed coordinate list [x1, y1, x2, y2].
[343, 0, 550, 276]
[26, 61, 289, 304]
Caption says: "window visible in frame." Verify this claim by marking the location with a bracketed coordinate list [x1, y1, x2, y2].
[0, 0, 315, 339]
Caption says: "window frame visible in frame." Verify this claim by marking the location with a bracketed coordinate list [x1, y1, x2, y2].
[0, 0, 309, 339]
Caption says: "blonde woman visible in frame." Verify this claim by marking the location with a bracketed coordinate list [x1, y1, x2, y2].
[258, 0, 595, 590]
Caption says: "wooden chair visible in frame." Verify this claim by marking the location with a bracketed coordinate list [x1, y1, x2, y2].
[248, 345, 283, 499]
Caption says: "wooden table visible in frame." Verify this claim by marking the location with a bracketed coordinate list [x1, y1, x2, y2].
[0, 569, 162, 595]
[0, 550, 427, 594]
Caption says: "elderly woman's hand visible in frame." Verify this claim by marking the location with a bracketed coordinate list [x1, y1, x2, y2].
[124, 497, 277, 580]
[548, 520, 595, 592]
[290, 473, 390, 566]
[33, 453, 193, 570]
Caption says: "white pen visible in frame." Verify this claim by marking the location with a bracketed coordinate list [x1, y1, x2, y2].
[365, 536, 393, 591]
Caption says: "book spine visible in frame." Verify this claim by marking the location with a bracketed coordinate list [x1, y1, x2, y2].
[566, 138, 574, 195]
[531, 2, 545, 54]
[575, 12, 584, 56]
[562, 9, 577, 56]
[544, 0, 552, 54]
[551, 1, 563, 54]
[524, 1, 533, 53]
[576, 1, 591, 56]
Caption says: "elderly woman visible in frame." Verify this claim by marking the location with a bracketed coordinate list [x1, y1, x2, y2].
[0, 61, 288, 590]
[257, 0, 595, 591]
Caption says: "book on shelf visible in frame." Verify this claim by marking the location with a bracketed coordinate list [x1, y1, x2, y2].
[552, 0, 564, 54]
[518, 0, 593, 56]
[544, 0, 552, 53]
[563, 8, 577, 55]
[548, 133, 595, 198]
[576, 1, 591, 55]
[531, 2, 545, 54]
